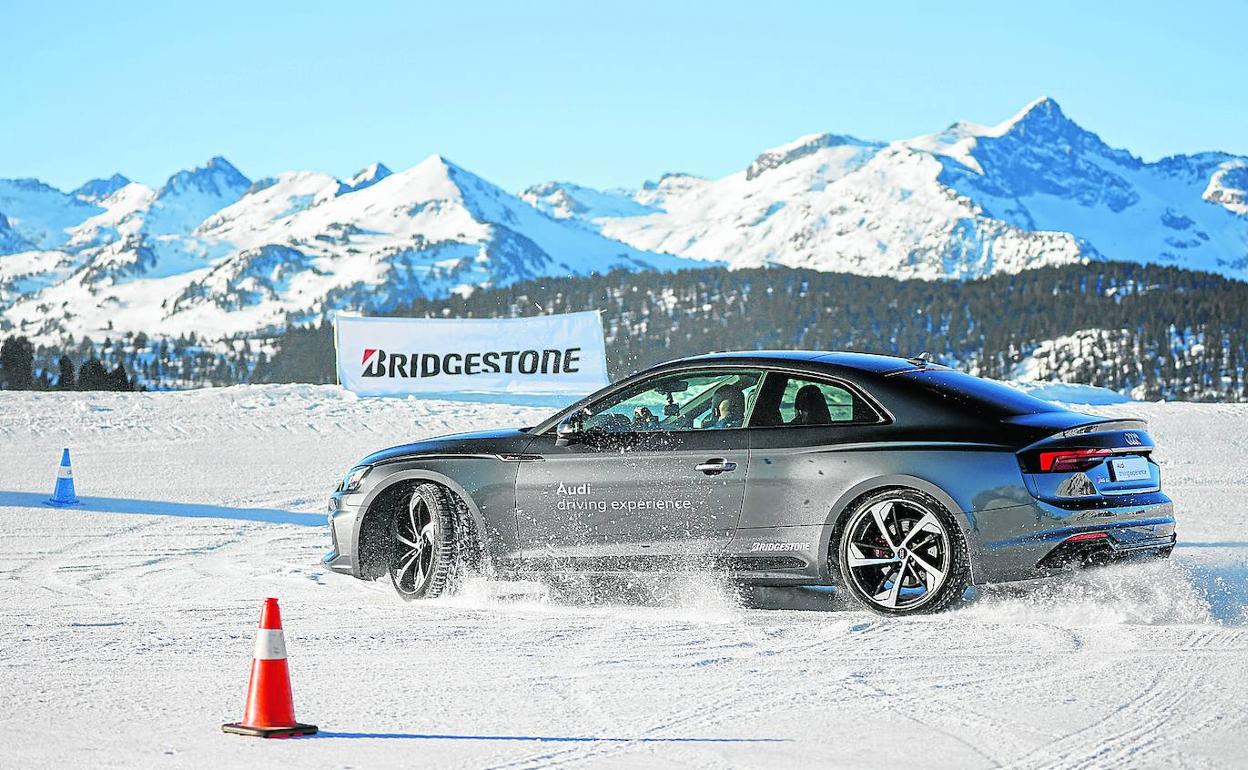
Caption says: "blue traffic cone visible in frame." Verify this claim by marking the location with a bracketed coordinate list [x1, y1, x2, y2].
[45, 448, 81, 507]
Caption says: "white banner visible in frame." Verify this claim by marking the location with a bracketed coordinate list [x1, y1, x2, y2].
[334, 312, 610, 396]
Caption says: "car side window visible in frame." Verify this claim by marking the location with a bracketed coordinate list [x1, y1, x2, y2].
[749, 373, 879, 427]
[582, 370, 763, 433]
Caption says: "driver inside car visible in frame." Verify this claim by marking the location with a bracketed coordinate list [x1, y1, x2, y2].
[703, 385, 745, 429]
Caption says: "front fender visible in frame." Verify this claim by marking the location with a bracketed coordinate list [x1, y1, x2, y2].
[350, 457, 522, 578]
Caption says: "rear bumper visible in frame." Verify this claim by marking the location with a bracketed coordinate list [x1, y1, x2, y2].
[967, 493, 1175, 584]
[1035, 531, 1174, 571]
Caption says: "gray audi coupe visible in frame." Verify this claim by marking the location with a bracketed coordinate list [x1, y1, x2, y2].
[324, 351, 1176, 615]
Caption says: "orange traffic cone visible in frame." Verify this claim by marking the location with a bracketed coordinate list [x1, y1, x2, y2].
[222, 598, 318, 738]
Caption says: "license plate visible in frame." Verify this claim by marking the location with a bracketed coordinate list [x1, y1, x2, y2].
[1110, 456, 1151, 482]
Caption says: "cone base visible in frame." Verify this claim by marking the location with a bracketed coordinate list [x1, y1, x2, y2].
[44, 498, 81, 507]
[222, 721, 318, 739]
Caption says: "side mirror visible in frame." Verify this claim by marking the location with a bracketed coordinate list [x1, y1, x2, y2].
[555, 409, 587, 446]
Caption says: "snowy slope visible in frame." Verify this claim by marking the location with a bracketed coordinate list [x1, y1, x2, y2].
[0, 386, 1245, 768]
[527, 138, 1085, 278]
[343, 161, 392, 192]
[3, 96, 1246, 344]
[0, 157, 694, 340]
[0, 177, 104, 251]
[931, 99, 1248, 276]
[524, 98, 1248, 280]
[0, 159, 253, 339]
[170, 155, 693, 333]
[138, 157, 251, 239]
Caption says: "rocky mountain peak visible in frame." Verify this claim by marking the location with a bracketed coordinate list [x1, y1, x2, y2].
[345, 162, 392, 192]
[746, 132, 880, 180]
[157, 156, 250, 200]
[72, 173, 131, 201]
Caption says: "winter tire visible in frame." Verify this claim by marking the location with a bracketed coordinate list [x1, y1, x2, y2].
[389, 483, 460, 600]
[836, 488, 969, 616]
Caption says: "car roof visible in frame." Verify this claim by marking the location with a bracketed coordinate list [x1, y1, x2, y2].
[666, 350, 923, 375]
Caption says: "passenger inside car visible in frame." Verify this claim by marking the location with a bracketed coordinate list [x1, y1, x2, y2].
[632, 406, 660, 431]
[749, 373, 865, 427]
[791, 384, 832, 425]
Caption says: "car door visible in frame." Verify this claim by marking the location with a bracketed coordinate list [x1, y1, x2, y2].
[740, 370, 890, 532]
[515, 368, 763, 562]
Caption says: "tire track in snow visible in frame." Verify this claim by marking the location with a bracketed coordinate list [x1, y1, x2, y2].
[1008, 631, 1242, 770]
[477, 631, 800, 770]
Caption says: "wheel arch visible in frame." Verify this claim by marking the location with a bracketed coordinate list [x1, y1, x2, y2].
[352, 468, 487, 580]
[816, 474, 973, 584]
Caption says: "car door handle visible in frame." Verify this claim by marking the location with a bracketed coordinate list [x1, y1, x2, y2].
[695, 459, 738, 475]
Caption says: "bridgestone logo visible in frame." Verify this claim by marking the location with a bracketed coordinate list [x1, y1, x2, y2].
[361, 347, 583, 379]
[749, 542, 810, 552]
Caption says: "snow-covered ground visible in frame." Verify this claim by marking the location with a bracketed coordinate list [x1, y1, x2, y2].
[1, 385, 1245, 768]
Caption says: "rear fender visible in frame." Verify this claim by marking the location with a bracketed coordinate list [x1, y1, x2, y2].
[817, 474, 972, 584]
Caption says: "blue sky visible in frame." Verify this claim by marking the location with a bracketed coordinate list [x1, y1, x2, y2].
[3, 1, 1246, 192]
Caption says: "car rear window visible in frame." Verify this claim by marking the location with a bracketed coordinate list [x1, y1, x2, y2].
[897, 369, 1062, 417]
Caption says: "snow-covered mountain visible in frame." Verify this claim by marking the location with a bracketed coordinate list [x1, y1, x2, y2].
[2, 96, 1246, 343]
[0, 156, 691, 341]
[526, 97, 1248, 280]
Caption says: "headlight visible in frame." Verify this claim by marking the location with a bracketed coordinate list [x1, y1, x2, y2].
[342, 466, 371, 493]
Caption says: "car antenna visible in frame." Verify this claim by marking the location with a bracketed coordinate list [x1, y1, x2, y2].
[907, 352, 930, 367]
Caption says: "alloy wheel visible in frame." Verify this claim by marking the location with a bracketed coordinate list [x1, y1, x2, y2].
[843, 497, 951, 612]
[393, 493, 439, 597]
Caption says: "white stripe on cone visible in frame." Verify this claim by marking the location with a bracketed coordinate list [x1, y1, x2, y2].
[57, 467, 73, 479]
[253, 629, 288, 660]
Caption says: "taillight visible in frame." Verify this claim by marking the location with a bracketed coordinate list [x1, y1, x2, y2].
[1037, 448, 1113, 472]
[1063, 531, 1108, 543]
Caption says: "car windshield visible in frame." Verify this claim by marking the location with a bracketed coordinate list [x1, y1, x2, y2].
[898, 369, 1063, 417]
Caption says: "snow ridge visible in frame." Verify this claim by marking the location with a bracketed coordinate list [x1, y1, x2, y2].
[2, 97, 1246, 343]
[527, 97, 1248, 281]
[0, 153, 696, 340]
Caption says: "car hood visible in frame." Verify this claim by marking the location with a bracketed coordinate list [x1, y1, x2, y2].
[357, 427, 534, 466]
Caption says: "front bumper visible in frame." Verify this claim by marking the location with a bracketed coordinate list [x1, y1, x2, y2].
[968, 492, 1176, 584]
[322, 489, 364, 575]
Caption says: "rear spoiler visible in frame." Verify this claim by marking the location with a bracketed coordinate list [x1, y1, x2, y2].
[1013, 416, 1154, 473]
[1040, 418, 1149, 441]
[1002, 411, 1147, 437]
